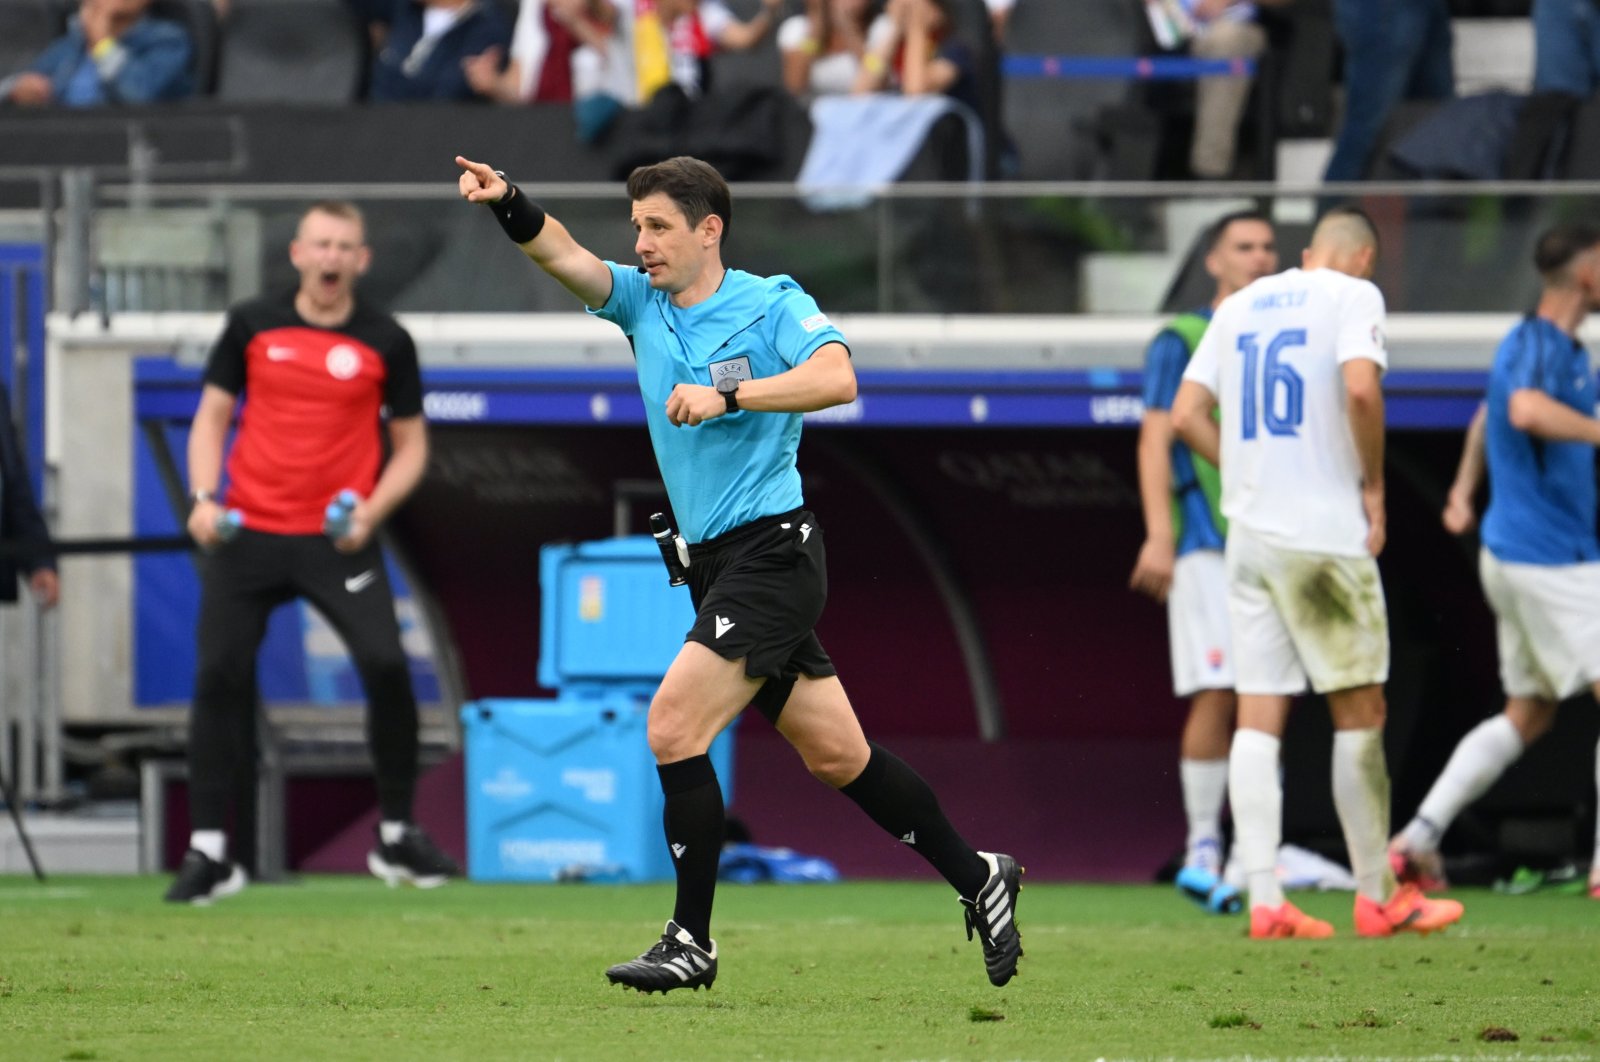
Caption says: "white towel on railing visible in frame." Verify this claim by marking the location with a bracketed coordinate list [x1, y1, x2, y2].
[796, 94, 985, 211]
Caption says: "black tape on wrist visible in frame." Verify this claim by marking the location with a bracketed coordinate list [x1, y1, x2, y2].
[490, 184, 546, 244]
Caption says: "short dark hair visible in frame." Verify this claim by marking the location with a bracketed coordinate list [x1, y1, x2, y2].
[1533, 221, 1600, 280]
[626, 157, 732, 243]
[1207, 209, 1272, 252]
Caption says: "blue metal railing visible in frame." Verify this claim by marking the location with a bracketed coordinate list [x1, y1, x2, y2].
[1003, 55, 1256, 80]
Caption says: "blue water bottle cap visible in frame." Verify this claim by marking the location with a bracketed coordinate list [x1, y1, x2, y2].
[215, 508, 244, 542]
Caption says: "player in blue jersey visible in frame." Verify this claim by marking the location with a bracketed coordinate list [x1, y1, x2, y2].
[455, 154, 1023, 991]
[1131, 210, 1277, 915]
[1391, 222, 1600, 901]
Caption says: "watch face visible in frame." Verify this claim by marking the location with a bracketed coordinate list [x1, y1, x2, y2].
[716, 376, 739, 394]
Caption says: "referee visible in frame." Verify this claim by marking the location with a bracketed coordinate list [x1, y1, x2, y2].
[456, 154, 1022, 992]
[164, 201, 459, 904]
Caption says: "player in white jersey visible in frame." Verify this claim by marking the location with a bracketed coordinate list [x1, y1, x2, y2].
[1171, 206, 1465, 939]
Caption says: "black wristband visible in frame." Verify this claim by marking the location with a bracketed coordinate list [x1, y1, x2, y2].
[490, 183, 546, 244]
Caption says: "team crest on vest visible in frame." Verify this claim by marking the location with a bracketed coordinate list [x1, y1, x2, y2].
[326, 344, 362, 380]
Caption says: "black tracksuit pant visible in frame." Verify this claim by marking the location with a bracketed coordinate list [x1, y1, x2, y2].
[186, 530, 418, 831]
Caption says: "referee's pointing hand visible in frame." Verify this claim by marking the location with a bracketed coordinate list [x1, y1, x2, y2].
[456, 156, 507, 204]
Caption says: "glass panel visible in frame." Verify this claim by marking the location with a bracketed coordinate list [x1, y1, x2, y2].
[86, 183, 1600, 316]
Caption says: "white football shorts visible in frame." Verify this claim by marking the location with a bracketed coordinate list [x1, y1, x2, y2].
[1479, 548, 1600, 701]
[1225, 527, 1389, 695]
[1168, 548, 1234, 697]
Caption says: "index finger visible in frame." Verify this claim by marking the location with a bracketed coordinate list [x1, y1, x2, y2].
[455, 155, 495, 180]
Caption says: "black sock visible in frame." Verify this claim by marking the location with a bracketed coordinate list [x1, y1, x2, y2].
[658, 754, 724, 950]
[838, 742, 990, 899]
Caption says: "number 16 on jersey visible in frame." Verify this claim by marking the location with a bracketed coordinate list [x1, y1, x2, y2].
[1238, 329, 1306, 439]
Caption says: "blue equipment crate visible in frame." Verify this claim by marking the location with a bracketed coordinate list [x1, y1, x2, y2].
[538, 536, 696, 690]
[461, 694, 734, 883]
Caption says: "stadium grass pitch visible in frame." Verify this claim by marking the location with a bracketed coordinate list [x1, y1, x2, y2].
[1, 876, 1595, 1061]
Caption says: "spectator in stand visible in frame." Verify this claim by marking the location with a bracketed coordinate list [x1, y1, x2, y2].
[463, 0, 618, 103]
[984, 0, 1012, 39]
[779, 0, 895, 98]
[1532, 0, 1600, 97]
[635, 0, 787, 100]
[1150, 0, 1291, 179]
[369, 0, 511, 102]
[0, 380, 58, 614]
[853, 0, 979, 114]
[1322, 0, 1453, 182]
[2, 0, 193, 108]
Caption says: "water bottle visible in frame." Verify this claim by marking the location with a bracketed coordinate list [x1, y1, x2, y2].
[650, 512, 688, 586]
[323, 489, 361, 539]
[215, 509, 245, 542]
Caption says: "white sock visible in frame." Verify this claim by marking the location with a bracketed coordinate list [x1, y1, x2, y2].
[1331, 727, 1393, 904]
[190, 830, 227, 863]
[1229, 728, 1283, 909]
[1180, 758, 1229, 865]
[380, 820, 408, 845]
[1406, 714, 1524, 851]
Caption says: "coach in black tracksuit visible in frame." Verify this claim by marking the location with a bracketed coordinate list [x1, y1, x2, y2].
[164, 200, 458, 905]
[0, 380, 58, 610]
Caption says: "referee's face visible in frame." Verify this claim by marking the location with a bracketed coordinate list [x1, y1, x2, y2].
[631, 193, 716, 295]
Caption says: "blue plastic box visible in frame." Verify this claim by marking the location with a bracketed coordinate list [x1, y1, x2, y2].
[461, 694, 734, 883]
[538, 536, 696, 690]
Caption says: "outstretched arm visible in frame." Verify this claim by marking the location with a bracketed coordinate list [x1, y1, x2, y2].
[457, 156, 615, 309]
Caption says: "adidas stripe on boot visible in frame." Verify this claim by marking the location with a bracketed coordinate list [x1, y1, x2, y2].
[605, 920, 718, 994]
[962, 851, 1024, 986]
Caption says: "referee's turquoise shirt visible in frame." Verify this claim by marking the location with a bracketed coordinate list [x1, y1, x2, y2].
[591, 262, 847, 543]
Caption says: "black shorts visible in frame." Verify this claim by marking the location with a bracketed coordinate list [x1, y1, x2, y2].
[684, 508, 836, 723]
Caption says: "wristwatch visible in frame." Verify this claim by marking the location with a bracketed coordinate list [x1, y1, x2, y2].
[189, 488, 217, 505]
[715, 375, 740, 413]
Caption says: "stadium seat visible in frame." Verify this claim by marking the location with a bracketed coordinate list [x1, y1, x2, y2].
[1559, 95, 1600, 178]
[1000, 0, 1148, 180]
[214, 0, 365, 103]
[0, 0, 67, 82]
[150, 0, 220, 96]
